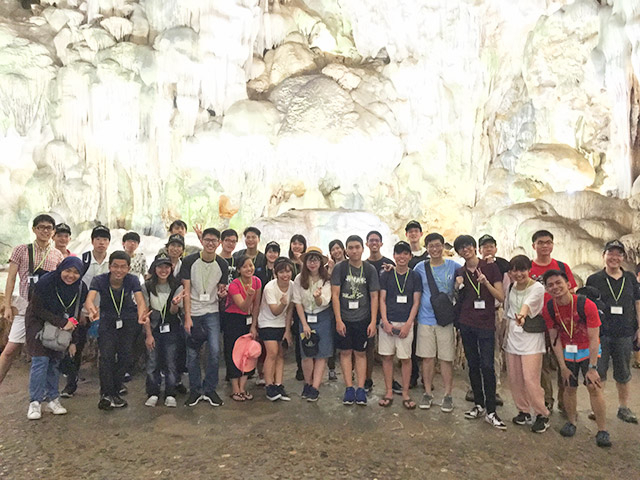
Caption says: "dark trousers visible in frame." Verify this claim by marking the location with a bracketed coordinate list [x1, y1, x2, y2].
[460, 324, 496, 413]
[292, 311, 303, 374]
[98, 323, 135, 397]
[60, 322, 89, 393]
[411, 322, 420, 382]
[222, 313, 251, 379]
[146, 328, 179, 397]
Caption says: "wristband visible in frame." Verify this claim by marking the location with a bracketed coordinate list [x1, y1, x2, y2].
[588, 364, 597, 370]
[69, 317, 78, 326]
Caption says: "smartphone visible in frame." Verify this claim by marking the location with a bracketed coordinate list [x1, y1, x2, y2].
[281, 338, 289, 349]
[391, 328, 401, 336]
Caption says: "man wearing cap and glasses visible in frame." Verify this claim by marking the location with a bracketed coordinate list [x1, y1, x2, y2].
[0, 214, 64, 387]
[586, 240, 640, 424]
[53, 223, 73, 258]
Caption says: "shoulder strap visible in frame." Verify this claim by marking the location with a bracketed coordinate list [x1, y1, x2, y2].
[577, 294, 587, 322]
[557, 261, 566, 274]
[546, 298, 556, 322]
[28, 244, 34, 276]
[423, 260, 440, 294]
[74, 282, 82, 318]
[82, 251, 92, 275]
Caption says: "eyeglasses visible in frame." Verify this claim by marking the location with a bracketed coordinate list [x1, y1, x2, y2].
[35, 225, 54, 231]
[202, 238, 218, 244]
[306, 257, 321, 263]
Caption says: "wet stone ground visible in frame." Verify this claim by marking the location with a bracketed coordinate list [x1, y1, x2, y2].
[0, 358, 639, 479]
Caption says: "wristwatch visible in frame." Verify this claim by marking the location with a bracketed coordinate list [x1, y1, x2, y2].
[588, 364, 597, 370]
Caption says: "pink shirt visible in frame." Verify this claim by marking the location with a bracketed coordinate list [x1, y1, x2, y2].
[10, 243, 64, 301]
[226, 276, 261, 315]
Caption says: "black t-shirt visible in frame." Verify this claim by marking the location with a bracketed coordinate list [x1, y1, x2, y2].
[367, 257, 395, 278]
[380, 269, 422, 323]
[330, 261, 380, 322]
[233, 249, 267, 284]
[220, 256, 239, 284]
[409, 252, 429, 269]
[494, 257, 510, 276]
[586, 269, 640, 338]
[90, 273, 142, 326]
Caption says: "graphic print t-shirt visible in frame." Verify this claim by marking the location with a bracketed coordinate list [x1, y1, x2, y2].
[330, 261, 380, 323]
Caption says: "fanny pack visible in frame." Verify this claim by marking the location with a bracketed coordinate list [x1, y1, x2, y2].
[522, 314, 546, 333]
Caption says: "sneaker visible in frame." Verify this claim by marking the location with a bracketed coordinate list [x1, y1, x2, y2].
[588, 411, 596, 421]
[202, 391, 224, 407]
[301, 383, 311, 399]
[118, 385, 128, 396]
[364, 378, 373, 394]
[277, 385, 291, 401]
[355, 387, 367, 405]
[328, 369, 338, 381]
[46, 398, 67, 415]
[343, 387, 356, 405]
[465, 388, 474, 403]
[596, 430, 612, 448]
[559, 422, 577, 437]
[27, 401, 41, 420]
[123, 372, 132, 383]
[392, 380, 403, 395]
[266, 384, 282, 402]
[512, 411, 532, 425]
[617, 407, 638, 424]
[531, 415, 550, 433]
[306, 386, 319, 402]
[545, 401, 554, 413]
[60, 386, 75, 398]
[175, 383, 188, 395]
[295, 369, 304, 381]
[485, 412, 507, 430]
[419, 393, 433, 410]
[495, 393, 504, 407]
[145, 395, 159, 407]
[164, 396, 177, 408]
[441, 395, 454, 413]
[255, 376, 266, 386]
[464, 405, 486, 419]
[185, 392, 202, 407]
[111, 395, 128, 408]
[98, 396, 114, 411]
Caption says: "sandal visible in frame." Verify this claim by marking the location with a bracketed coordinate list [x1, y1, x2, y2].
[402, 398, 416, 410]
[242, 391, 254, 401]
[231, 392, 245, 402]
[378, 396, 393, 407]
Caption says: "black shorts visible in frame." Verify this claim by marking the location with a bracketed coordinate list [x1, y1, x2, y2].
[259, 327, 285, 342]
[335, 319, 372, 352]
[565, 359, 590, 387]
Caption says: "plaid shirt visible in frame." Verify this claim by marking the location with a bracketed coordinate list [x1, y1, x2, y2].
[10, 242, 64, 301]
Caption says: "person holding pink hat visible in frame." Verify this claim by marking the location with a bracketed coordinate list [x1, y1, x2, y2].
[233, 334, 262, 380]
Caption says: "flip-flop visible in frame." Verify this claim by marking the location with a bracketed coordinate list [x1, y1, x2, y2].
[242, 391, 254, 401]
[231, 392, 245, 402]
[378, 397, 393, 407]
[403, 398, 416, 410]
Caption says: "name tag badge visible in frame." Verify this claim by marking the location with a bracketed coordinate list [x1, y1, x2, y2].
[474, 299, 486, 310]
[396, 295, 408, 304]
[611, 306, 623, 315]
[246, 315, 253, 325]
[116, 319, 123, 330]
[513, 325, 524, 333]
[566, 344, 578, 354]
[199, 293, 210, 302]
[160, 324, 170, 333]
[307, 315, 318, 324]
[28, 275, 38, 284]
[348, 301, 359, 310]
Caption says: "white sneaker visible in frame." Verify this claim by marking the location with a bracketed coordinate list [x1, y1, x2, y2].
[485, 412, 507, 430]
[27, 401, 42, 420]
[164, 396, 177, 408]
[145, 395, 159, 407]
[46, 398, 68, 415]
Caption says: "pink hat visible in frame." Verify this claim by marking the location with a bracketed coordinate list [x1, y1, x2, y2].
[232, 334, 262, 373]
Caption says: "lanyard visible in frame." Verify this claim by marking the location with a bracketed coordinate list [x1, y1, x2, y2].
[33, 243, 51, 272]
[606, 276, 625, 304]
[109, 286, 125, 319]
[200, 253, 215, 294]
[553, 296, 574, 340]
[394, 269, 409, 294]
[348, 264, 363, 279]
[465, 270, 481, 298]
[160, 301, 167, 323]
[56, 288, 77, 312]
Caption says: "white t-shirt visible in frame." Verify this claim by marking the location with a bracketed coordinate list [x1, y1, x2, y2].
[292, 275, 331, 314]
[504, 281, 546, 355]
[258, 279, 294, 328]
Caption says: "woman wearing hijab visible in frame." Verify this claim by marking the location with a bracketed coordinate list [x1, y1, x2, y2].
[25, 256, 87, 420]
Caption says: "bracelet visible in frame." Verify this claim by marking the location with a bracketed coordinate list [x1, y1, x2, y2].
[588, 364, 597, 370]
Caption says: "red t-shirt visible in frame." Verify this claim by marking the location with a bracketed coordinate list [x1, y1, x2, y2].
[226, 276, 262, 315]
[542, 295, 601, 350]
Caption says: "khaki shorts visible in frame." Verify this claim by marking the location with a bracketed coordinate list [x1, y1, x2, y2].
[378, 322, 413, 359]
[416, 323, 455, 362]
[7, 315, 26, 344]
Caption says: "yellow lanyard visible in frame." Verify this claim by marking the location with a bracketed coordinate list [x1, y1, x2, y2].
[394, 269, 409, 294]
[56, 288, 77, 311]
[109, 286, 125, 318]
[606, 276, 625, 304]
[465, 270, 481, 298]
[553, 296, 574, 340]
[33, 243, 51, 272]
[200, 253, 215, 294]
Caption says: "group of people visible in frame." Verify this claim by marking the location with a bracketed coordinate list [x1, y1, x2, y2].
[1, 215, 639, 449]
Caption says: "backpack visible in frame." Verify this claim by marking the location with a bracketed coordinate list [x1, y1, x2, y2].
[575, 286, 607, 322]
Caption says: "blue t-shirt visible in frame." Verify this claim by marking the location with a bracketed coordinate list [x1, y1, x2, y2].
[414, 259, 457, 326]
[90, 273, 142, 326]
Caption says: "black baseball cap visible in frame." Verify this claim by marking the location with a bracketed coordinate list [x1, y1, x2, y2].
[301, 331, 320, 357]
[91, 225, 111, 240]
[405, 220, 422, 232]
[393, 241, 412, 254]
[604, 240, 625, 254]
[166, 233, 185, 247]
[55, 223, 71, 235]
[478, 234, 496, 247]
[149, 254, 173, 273]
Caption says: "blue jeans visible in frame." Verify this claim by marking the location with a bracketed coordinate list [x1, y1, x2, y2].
[146, 328, 179, 397]
[29, 356, 60, 403]
[186, 313, 220, 394]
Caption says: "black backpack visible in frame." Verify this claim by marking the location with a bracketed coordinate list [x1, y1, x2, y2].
[545, 294, 588, 327]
